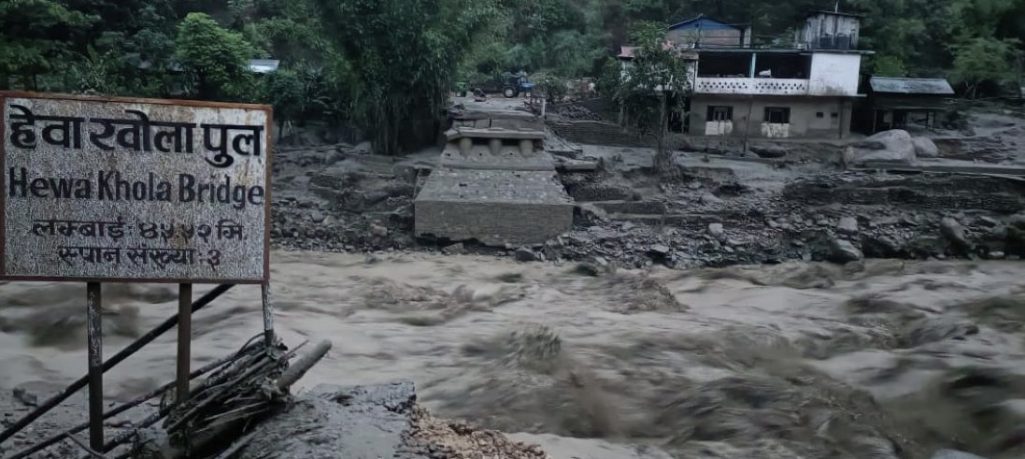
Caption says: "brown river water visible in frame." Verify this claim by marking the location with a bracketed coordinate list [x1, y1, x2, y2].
[3, 252, 1025, 458]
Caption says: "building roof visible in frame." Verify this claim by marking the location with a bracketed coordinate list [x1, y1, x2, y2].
[692, 47, 872, 55]
[248, 59, 280, 74]
[667, 14, 743, 32]
[869, 77, 954, 95]
[618, 46, 639, 59]
[806, 10, 864, 18]
[617, 42, 688, 60]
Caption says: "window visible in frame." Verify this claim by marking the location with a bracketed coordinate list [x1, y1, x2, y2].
[830, 112, 839, 118]
[816, 112, 824, 118]
[707, 106, 733, 122]
[764, 107, 790, 124]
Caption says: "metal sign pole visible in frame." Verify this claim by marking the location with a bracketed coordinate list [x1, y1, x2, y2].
[176, 284, 193, 404]
[262, 283, 274, 348]
[85, 282, 103, 450]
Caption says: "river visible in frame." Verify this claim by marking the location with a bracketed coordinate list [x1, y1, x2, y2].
[2, 252, 1024, 458]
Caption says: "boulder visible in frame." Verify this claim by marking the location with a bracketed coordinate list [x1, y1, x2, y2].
[1009, 213, 1025, 230]
[370, 223, 389, 237]
[912, 137, 940, 158]
[700, 192, 724, 205]
[649, 244, 670, 256]
[237, 382, 549, 459]
[442, 243, 465, 255]
[708, 223, 725, 240]
[749, 144, 788, 158]
[830, 238, 864, 263]
[515, 247, 541, 262]
[978, 216, 1000, 228]
[837, 216, 859, 235]
[861, 234, 903, 258]
[238, 382, 416, 459]
[843, 130, 916, 167]
[575, 203, 609, 226]
[940, 217, 970, 251]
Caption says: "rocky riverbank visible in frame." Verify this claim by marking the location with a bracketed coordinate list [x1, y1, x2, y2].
[268, 139, 1025, 270]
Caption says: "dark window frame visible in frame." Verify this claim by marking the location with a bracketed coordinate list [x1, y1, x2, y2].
[764, 107, 791, 124]
[707, 105, 733, 122]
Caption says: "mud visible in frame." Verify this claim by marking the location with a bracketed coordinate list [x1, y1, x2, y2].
[4, 254, 1025, 458]
[267, 125, 1025, 273]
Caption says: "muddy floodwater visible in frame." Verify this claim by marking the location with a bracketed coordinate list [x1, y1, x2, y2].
[3, 252, 1025, 458]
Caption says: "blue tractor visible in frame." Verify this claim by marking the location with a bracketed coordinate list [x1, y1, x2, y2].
[470, 72, 534, 98]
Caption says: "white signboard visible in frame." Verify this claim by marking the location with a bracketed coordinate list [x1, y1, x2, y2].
[0, 92, 271, 283]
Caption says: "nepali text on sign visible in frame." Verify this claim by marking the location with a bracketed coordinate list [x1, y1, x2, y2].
[0, 92, 271, 283]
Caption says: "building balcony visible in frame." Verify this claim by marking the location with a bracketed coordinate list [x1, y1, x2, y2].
[695, 77, 810, 96]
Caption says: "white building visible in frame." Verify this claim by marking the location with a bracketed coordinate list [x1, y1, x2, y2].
[621, 11, 872, 139]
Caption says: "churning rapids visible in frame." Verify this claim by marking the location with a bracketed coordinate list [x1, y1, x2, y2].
[3, 252, 1025, 458]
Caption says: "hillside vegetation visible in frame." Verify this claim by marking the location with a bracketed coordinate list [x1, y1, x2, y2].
[3, 0, 1024, 154]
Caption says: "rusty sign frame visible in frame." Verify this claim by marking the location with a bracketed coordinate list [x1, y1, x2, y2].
[0, 91, 273, 284]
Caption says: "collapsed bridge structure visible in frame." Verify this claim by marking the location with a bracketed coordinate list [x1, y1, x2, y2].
[415, 113, 574, 246]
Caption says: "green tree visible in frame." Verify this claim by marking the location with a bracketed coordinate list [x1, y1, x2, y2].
[261, 68, 305, 138]
[175, 12, 256, 100]
[64, 1, 179, 97]
[314, 0, 499, 155]
[872, 55, 908, 77]
[0, 0, 94, 89]
[613, 22, 690, 175]
[951, 35, 1021, 98]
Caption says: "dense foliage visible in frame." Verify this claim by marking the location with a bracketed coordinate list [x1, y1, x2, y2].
[2, 0, 1025, 153]
[611, 22, 690, 173]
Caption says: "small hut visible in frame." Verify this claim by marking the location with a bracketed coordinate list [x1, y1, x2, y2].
[862, 76, 955, 133]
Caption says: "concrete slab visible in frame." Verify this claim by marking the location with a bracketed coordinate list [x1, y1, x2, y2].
[415, 169, 573, 245]
[854, 160, 1025, 176]
[439, 144, 555, 171]
[447, 127, 546, 141]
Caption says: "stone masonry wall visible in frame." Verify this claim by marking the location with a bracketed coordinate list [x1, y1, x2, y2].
[548, 120, 654, 147]
[415, 200, 573, 246]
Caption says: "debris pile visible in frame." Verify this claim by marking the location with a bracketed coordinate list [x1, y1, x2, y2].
[3, 337, 332, 459]
[405, 406, 550, 459]
[548, 103, 602, 121]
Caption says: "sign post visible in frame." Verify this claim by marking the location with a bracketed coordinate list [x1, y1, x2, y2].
[177, 283, 193, 405]
[86, 282, 103, 449]
[0, 92, 272, 450]
[262, 283, 275, 348]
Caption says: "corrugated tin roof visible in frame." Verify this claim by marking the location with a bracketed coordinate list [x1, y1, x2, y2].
[667, 15, 742, 31]
[248, 59, 280, 74]
[870, 77, 954, 95]
[617, 42, 684, 59]
[806, 10, 864, 18]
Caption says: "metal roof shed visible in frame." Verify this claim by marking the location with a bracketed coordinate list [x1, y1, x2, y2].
[248, 59, 281, 74]
[869, 77, 955, 95]
[861, 76, 955, 133]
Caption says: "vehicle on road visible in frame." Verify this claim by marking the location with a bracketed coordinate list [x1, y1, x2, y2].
[468, 72, 534, 98]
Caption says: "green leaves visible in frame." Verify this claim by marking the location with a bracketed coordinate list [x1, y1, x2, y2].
[872, 56, 908, 77]
[175, 12, 256, 100]
[312, 0, 499, 155]
[951, 35, 1022, 95]
[0, 0, 96, 88]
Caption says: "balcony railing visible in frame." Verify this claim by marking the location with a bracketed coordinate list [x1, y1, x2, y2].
[695, 77, 810, 96]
